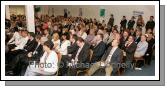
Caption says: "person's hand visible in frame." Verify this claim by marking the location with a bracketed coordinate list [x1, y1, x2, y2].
[11, 49, 15, 51]
[27, 52, 32, 57]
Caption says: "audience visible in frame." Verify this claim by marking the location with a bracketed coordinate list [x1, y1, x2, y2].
[5, 14, 155, 76]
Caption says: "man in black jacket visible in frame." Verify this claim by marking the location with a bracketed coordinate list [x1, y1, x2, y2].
[144, 32, 155, 65]
[68, 37, 90, 76]
[90, 34, 106, 63]
[145, 16, 155, 31]
[122, 36, 137, 67]
[12, 35, 44, 75]
[127, 16, 135, 30]
[120, 16, 127, 33]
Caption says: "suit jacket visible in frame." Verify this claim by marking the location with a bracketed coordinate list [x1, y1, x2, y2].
[24, 39, 38, 52]
[145, 38, 155, 55]
[120, 37, 128, 49]
[67, 42, 79, 59]
[134, 36, 141, 44]
[32, 44, 44, 61]
[101, 46, 123, 72]
[76, 43, 90, 64]
[123, 42, 137, 61]
[91, 41, 106, 63]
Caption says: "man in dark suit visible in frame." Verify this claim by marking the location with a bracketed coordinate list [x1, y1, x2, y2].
[144, 32, 155, 65]
[145, 16, 155, 31]
[122, 36, 137, 67]
[12, 35, 44, 75]
[86, 39, 123, 76]
[68, 37, 90, 76]
[107, 14, 114, 32]
[90, 34, 106, 63]
[120, 30, 129, 49]
[59, 34, 79, 76]
[120, 16, 127, 33]
[134, 29, 141, 44]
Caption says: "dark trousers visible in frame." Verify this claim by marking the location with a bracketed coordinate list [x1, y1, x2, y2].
[58, 55, 71, 76]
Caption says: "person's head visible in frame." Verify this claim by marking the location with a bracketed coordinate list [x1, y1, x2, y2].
[128, 36, 134, 43]
[76, 37, 85, 47]
[61, 32, 69, 40]
[138, 15, 142, 19]
[123, 30, 129, 37]
[36, 26, 41, 32]
[96, 33, 103, 42]
[113, 33, 121, 41]
[103, 28, 108, 33]
[141, 35, 147, 42]
[123, 16, 126, 19]
[52, 33, 59, 41]
[44, 29, 49, 35]
[89, 29, 95, 35]
[131, 16, 135, 20]
[136, 29, 142, 36]
[146, 29, 152, 34]
[111, 14, 114, 18]
[43, 40, 54, 52]
[21, 30, 28, 37]
[35, 35, 42, 42]
[147, 32, 154, 40]
[150, 16, 154, 21]
[112, 39, 119, 47]
[70, 34, 78, 43]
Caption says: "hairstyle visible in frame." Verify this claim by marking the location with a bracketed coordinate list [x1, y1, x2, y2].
[129, 35, 135, 41]
[43, 40, 54, 50]
[97, 33, 104, 40]
[72, 34, 78, 41]
[77, 37, 85, 43]
[35, 35, 42, 40]
[53, 32, 59, 41]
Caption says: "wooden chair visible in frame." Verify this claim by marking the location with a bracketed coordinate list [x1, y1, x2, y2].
[134, 56, 145, 68]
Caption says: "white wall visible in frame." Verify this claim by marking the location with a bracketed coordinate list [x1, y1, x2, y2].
[37, 5, 155, 28]
[9, 5, 25, 15]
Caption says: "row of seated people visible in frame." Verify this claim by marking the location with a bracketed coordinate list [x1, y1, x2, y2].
[5, 28, 154, 76]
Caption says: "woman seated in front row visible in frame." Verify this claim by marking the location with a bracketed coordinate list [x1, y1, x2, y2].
[24, 40, 58, 76]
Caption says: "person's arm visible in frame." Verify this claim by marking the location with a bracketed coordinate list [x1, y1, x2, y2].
[8, 33, 15, 44]
[14, 37, 28, 50]
[136, 42, 148, 53]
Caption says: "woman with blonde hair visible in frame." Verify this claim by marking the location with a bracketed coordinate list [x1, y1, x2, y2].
[52, 33, 61, 52]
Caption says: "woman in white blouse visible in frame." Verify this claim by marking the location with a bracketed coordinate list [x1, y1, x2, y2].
[60, 33, 71, 55]
[52, 33, 61, 53]
[24, 40, 58, 76]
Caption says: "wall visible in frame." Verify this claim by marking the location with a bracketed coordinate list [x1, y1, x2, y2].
[9, 5, 25, 15]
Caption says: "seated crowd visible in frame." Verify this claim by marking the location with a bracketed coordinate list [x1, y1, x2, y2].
[5, 14, 155, 76]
